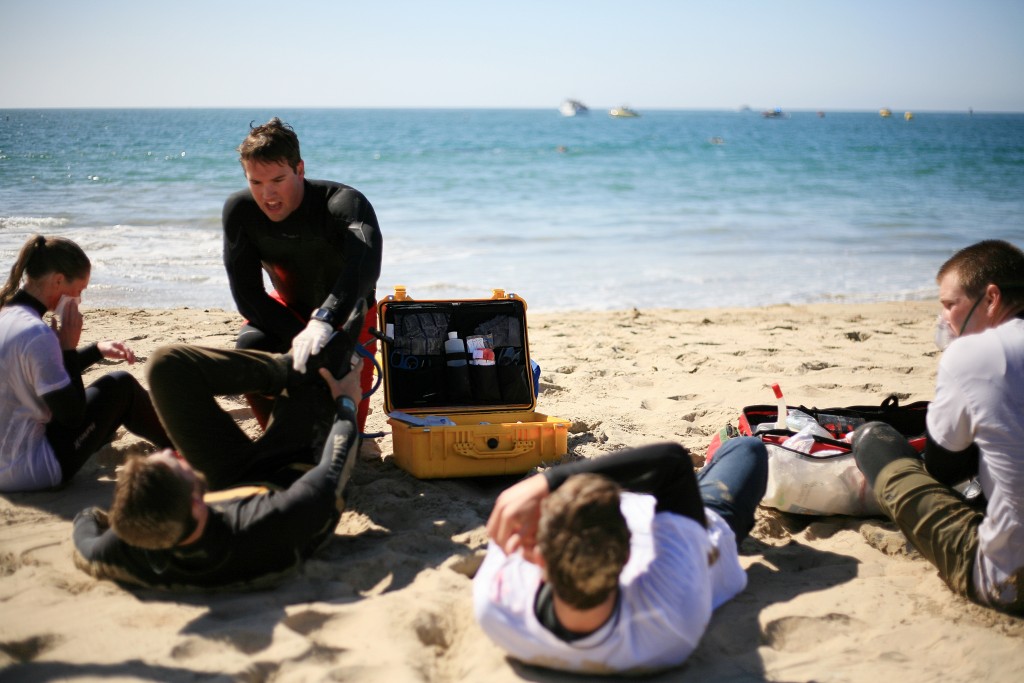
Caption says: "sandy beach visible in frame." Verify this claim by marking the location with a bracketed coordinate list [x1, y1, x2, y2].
[2, 301, 1023, 682]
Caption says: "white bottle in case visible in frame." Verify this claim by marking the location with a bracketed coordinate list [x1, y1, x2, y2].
[444, 331, 472, 403]
[445, 332, 467, 366]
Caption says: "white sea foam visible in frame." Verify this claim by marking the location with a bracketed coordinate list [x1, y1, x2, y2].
[0, 215, 71, 230]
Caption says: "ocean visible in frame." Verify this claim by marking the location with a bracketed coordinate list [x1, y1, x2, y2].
[1, 108, 1022, 313]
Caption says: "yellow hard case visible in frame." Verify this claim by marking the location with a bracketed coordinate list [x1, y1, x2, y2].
[378, 286, 570, 478]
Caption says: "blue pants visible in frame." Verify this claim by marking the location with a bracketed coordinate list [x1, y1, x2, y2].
[697, 436, 769, 543]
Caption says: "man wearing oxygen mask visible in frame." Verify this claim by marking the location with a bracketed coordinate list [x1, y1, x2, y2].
[852, 239, 1024, 615]
[223, 118, 382, 436]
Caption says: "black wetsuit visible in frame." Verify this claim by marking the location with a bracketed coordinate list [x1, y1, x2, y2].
[223, 178, 383, 348]
[71, 399, 359, 591]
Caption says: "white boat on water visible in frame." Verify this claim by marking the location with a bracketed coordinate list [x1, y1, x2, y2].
[609, 105, 640, 118]
[559, 99, 589, 117]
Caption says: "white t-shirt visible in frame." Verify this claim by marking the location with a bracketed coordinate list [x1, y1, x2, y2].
[473, 493, 747, 675]
[927, 317, 1024, 607]
[0, 304, 69, 491]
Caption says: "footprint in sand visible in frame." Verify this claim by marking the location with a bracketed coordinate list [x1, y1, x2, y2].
[674, 353, 708, 374]
[0, 634, 60, 664]
[413, 610, 451, 650]
[761, 613, 864, 652]
[569, 420, 600, 435]
[282, 609, 335, 636]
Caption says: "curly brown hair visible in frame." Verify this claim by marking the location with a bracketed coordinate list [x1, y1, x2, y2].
[538, 473, 631, 609]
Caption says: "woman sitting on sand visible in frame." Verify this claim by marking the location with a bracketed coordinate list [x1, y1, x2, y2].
[0, 235, 170, 492]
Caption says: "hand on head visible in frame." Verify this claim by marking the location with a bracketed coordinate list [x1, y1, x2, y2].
[486, 473, 551, 564]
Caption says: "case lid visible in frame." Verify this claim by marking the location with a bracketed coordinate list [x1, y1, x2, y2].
[377, 286, 537, 416]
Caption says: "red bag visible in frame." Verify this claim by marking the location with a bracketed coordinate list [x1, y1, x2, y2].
[707, 395, 928, 463]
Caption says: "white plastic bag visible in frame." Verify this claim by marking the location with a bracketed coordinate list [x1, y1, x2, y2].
[762, 443, 883, 516]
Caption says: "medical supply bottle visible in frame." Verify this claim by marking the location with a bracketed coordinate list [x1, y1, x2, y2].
[772, 383, 787, 429]
[467, 334, 501, 403]
[444, 332, 472, 403]
[445, 332, 467, 367]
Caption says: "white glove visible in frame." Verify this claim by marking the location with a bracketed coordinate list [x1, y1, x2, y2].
[291, 319, 334, 373]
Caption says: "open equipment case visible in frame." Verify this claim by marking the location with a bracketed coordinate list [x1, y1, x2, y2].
[377, 286, 570, 478]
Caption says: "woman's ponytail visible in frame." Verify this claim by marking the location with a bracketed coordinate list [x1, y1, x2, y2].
[0, 235, 90, 309]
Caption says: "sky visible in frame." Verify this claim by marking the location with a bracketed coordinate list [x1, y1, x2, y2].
[2, 0, 1022, 112]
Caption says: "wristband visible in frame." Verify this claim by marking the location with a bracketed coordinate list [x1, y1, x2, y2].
[337, 395, 358, 418]
[311, 307, 336, 326]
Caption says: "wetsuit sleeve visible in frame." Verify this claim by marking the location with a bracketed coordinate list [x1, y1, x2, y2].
[542, 442, 706, 527]
[227, 397, 360, 557]
[223, 193, 307, 342]
[73, 507, 173, 587]
[317, 193, 382, 332]
[76, 342, 103, 370]
[304, 396, 360, 498]
[71, 508, 138, 580]
[72, 507, 112, 559]
[42, 344, 99, 427]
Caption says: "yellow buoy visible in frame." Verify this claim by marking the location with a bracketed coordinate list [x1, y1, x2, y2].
[904, 111, 914, 120]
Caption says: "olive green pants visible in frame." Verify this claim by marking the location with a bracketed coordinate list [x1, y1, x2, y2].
[874, 457, 982, 600]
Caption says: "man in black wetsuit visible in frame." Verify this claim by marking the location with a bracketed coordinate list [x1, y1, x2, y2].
[223, 117, 382, 433]
[71, 349, 362, 590]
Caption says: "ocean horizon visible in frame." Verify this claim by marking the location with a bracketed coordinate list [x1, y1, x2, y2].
[2, 107, 1022, 313]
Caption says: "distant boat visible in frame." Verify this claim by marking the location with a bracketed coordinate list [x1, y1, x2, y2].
[904, 111, 914, 121]
[880, 108, 892, 118]
[609, 105, 640, 118]
[762, 108, 788, 119]
[559, 99, 589, 117]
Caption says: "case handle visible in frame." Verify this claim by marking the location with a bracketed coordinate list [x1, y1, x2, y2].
[453, 439, 535, 459]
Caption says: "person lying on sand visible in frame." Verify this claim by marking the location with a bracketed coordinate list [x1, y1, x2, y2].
[474, 437, 768, 675]
[72, 335, 361, 591]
